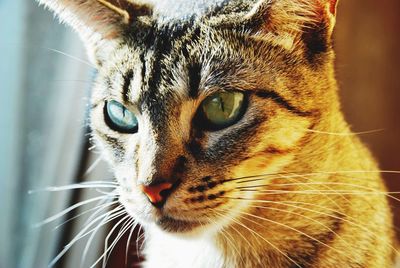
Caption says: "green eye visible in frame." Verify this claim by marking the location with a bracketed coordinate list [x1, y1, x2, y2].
[197, 91, 246, 130]
[104, 100, 138, 133]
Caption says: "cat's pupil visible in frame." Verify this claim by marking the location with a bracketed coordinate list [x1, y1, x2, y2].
[198, 91, 246, 131]
[104, 100, 138, 133]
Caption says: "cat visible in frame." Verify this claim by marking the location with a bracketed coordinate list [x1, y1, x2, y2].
[38, 0, 399, 267]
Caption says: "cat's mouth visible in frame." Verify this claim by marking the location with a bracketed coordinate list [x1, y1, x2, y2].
[155, 215, 202, 233]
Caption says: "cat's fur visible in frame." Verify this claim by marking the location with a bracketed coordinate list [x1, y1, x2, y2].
[38, 0, 398, 267]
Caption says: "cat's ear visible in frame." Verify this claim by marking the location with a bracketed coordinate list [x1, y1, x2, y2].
[38, 0, 153, 66]
[244, 0, 339, 55]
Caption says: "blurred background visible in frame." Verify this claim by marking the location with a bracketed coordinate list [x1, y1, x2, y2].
[0, 0, 399, 267]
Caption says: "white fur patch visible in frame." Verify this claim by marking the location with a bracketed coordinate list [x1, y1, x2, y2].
[143, 225, 225, 268]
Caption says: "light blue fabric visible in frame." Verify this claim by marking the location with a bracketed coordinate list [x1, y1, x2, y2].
[0, 1, 93, 267]
[0, 1, 26, 267]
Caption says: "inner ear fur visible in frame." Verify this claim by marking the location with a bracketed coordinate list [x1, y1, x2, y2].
[38, 0, 153, 65]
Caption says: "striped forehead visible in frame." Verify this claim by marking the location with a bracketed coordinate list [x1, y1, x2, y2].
[120, 22, 203, 125]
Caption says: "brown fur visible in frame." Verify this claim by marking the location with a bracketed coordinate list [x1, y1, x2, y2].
[39, 0, 398, 267]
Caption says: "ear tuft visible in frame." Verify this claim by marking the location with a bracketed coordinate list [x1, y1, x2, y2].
[96, 0, 152, 25]
[244, 0, 339, 56]
[328, 0, 338, 16]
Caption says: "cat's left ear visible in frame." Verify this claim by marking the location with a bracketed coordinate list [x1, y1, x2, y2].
[38, 0, 153, 66]
[244, 0, 339, 54]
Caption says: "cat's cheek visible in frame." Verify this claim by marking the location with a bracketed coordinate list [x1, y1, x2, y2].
[118, 185, 156, 223]
[113, 166, 157, 223]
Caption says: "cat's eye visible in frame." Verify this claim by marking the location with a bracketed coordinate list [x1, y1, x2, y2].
[197, 91, 246, 130]
[104, 100, 138, 133]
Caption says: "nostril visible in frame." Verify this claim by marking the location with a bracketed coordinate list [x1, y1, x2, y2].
[140, 182, 173, 207]
[159, 188, 172, 199]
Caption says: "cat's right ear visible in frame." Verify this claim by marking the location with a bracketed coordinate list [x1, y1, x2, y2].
[38, 0, 153, 66]
[243, 0, 339, 55]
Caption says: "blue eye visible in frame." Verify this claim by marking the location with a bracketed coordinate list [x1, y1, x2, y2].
[104, 100, 138, 133]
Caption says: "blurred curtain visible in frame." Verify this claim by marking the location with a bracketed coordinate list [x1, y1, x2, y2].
[0, 1, 95, 267]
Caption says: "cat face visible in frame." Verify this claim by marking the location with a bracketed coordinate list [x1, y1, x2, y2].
[39, 0, 338, 235]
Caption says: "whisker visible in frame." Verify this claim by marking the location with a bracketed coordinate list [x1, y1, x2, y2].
[214, 209, 302, 268]
[104, 217, 135, 268]
[221, 197, 400, 255]
[304, 128, 384, 136]
[95, 188, 120, 195]
[35, 195, 112, 228]
[139, 227, 147, 251]
[45, 47, 95, 68]
[203, 212, 245, 264]
[55, 200, 118, 230]
[85, 215, 130, 268]
[82, 208, 127, 241]
[84, 154, 105, 175]
[102, 218, 131, 268]
[225, 170, 400, 184]
[220, 215, 258, 262]
[29, 181, 118, 193]
[213, 209, 261, 252]
[281, 174, 350, 212]
[237, 189, 400, 200]
[125, 221, 140, 266]
[246, 204, 353, 251]
[238, 181, 386, 189]
[233, 210, 347, 257]
[88, 144, 97, 151]
[220, 225, 244, 264]
[48, 206, 125, 267]
[80, 201, 121, 267]
[237, 186, 400, 194]
[223, 172, 288, 183]
[237, 180, 400, 202]
[83, 197, 118, 226]
[136, 225, 144, 258]
[139, 229, 147, 252]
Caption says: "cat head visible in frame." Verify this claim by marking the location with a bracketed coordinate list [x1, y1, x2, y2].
[39, 0, 340, 235]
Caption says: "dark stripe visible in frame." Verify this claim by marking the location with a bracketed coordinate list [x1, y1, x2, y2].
[203, 117, 261, 161]
[254, 90, 311, 117]
[288, 212, 344, 268]
[140, 24, 190, 124]
[105, 76, 113, 91]
[163, 25, 201, 89]
[186, 140, 203, 158]
[140, 51, 146, 87]
[302, 21, 329, 64]
[172, 156, 188, 174]
[148, 24, 190, 89]
[188, 62, 202, 98]
[90, 102, 100, 110]
[134, 143, 139, 177]
[263, 146, 292, 155]
[93, 130, 125, 161]
[122, 69, 134, 102]
[138, 50, 147, 113]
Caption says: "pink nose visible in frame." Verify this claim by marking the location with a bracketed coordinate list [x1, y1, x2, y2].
[140, 182, 173, 206]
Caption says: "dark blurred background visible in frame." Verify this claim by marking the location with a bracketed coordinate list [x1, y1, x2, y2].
[0, 0, 399, 267]
[335, 0, 400, 239]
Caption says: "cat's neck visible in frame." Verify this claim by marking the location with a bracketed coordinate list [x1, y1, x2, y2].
[144, 225, 228, 268]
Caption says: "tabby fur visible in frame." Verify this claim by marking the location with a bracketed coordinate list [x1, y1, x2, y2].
[38, 0, 398, 267]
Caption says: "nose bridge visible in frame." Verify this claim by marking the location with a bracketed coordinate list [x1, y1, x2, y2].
[137, 127, 185, 186]
[153, 132, 184, 180]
